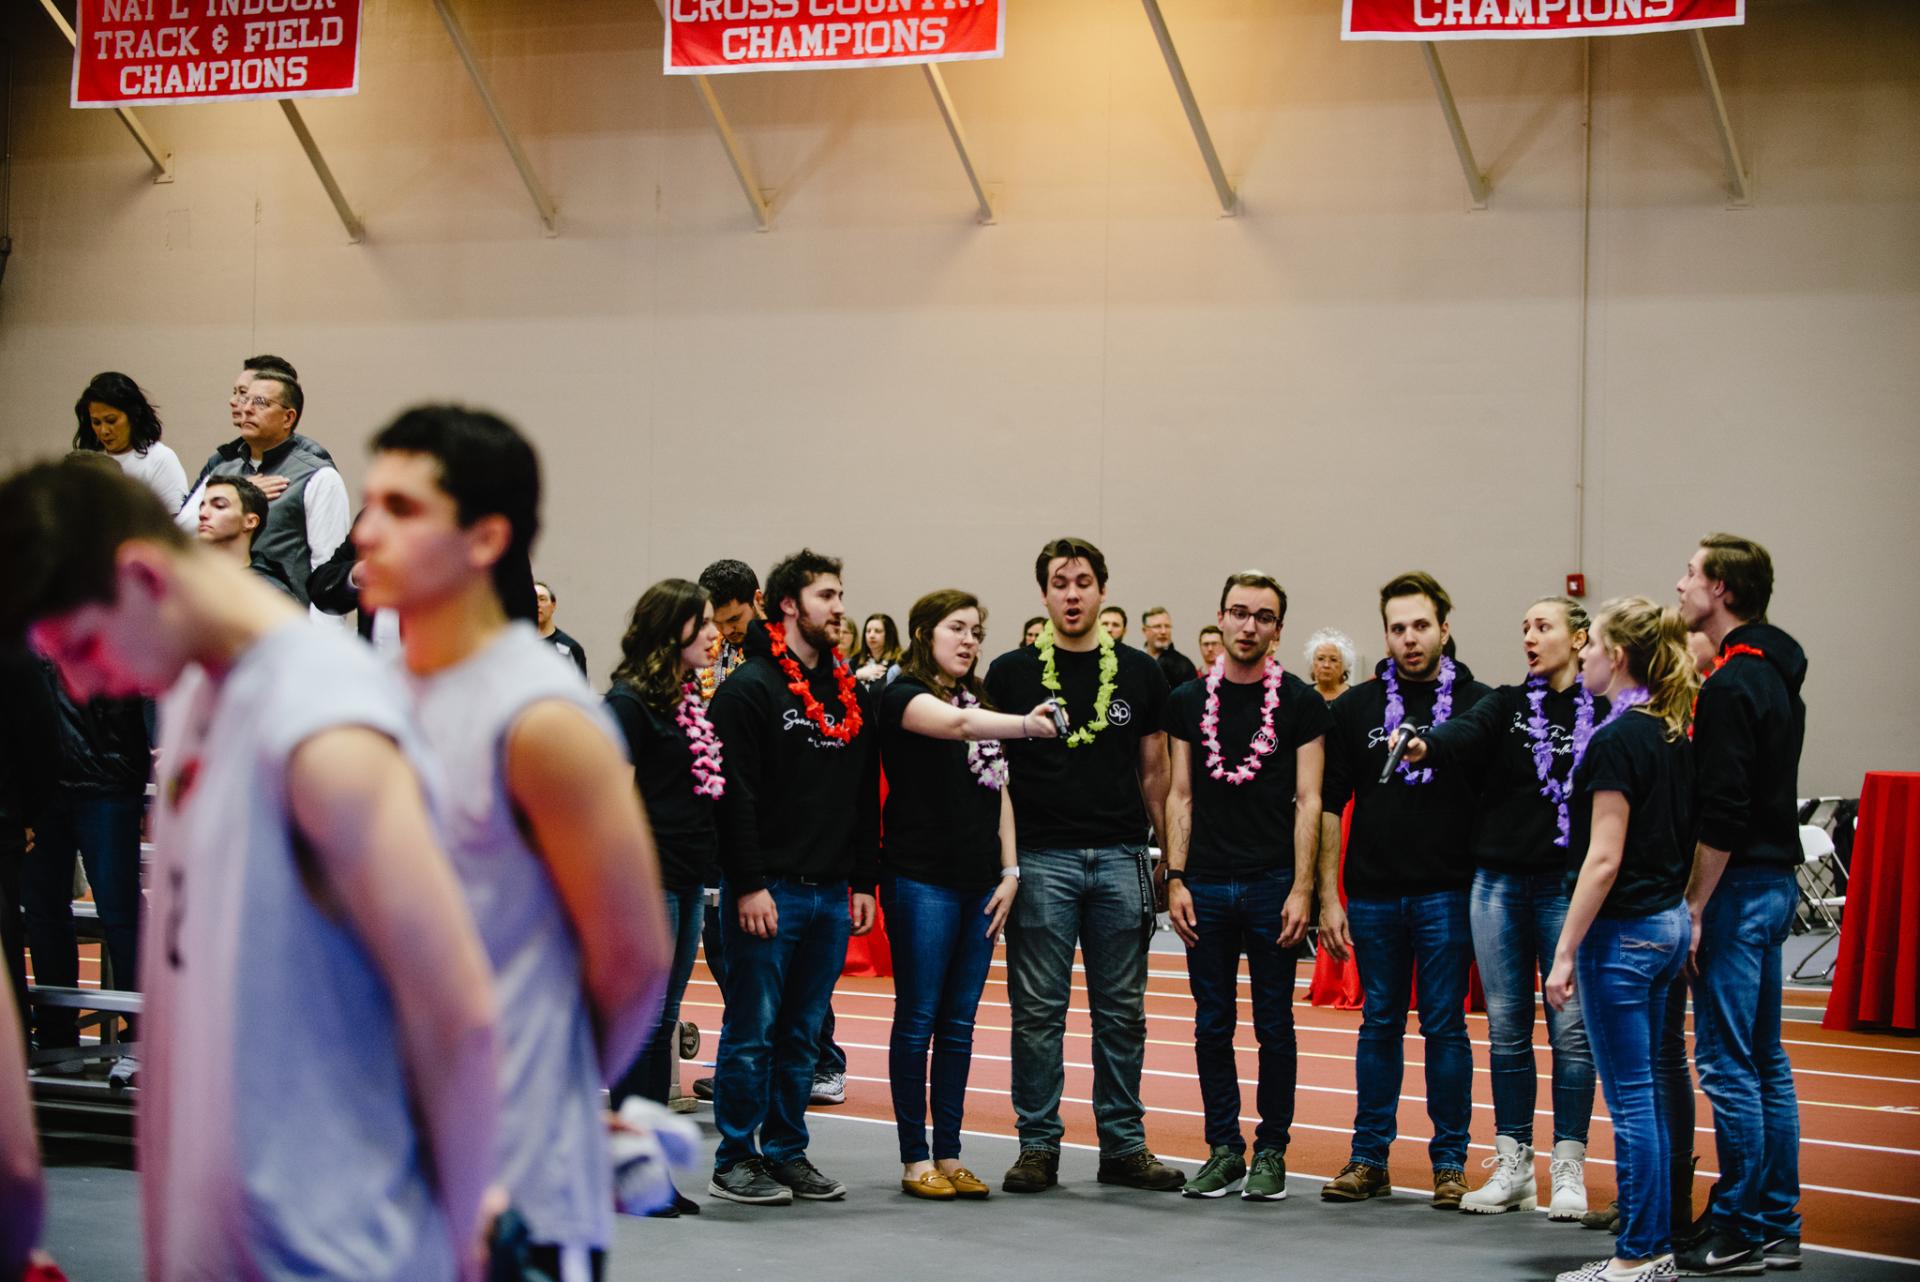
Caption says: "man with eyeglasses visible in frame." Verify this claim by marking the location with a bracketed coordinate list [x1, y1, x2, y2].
[176, 358, 348, 608]
[1164, 573, 1329, 1202]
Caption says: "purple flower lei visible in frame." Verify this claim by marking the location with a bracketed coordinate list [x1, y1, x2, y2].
[1200, 655, 1285, 786]
[677, 680, 727, 799]
[953, 687, 1009, 790]
[1382, 656, 1456, 785]
[1525, 674, 1596, 848]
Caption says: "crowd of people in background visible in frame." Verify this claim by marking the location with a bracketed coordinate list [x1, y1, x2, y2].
[0, 365, 1811, 1282]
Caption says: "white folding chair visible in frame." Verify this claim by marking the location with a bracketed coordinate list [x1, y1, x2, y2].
[1791, 822, 1848, 982]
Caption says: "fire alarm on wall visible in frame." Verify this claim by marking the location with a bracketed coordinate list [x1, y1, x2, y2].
[1566, 573, 1587, 597]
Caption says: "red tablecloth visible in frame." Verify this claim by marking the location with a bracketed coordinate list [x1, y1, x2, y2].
[1824, 771, 1920, 1032]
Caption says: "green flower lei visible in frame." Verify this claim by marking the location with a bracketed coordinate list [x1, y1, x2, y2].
[1036, 621, 1119, 748]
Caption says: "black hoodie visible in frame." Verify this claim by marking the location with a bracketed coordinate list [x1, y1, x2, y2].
[1692, 621, 1808, 871]
[1421, 680, 1611, 875]
[708, 619, 880, 896]
[1322, 660, 1494, 899]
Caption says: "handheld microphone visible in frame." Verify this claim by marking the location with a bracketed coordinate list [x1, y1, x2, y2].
[1047, 699, 1071, 738]
[1380, 724, 1419, 784]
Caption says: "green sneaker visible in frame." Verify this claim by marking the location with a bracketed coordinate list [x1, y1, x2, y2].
[1242, 1148, 1288, 1201]
[1181, 1145, 1246, 1199]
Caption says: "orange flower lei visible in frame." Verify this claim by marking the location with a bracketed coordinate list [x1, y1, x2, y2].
[767, 622, 863, 744]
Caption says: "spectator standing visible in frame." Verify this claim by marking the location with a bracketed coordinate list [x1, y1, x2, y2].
[1142, 606, 1199, 690]
[176, 362, 347, 607]
[1022, 617, 1046, 648]
[1099, 606, 1127, 644]
[1197, 625, 1225, 671]
[71, 372, 186, 513]
[194, 478, 300, 602]
[534, 580, 589, 678]
[854, 612, 903, 684]
[1305, 628, 1357, 702]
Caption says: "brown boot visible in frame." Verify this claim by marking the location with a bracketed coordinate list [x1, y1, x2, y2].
[1320, 1161, 1392, 1202]
[1432, 1166, 1468, 1210]
[1001, 1147, 1059, 1194]
[1096, 1151, 1187, 1191]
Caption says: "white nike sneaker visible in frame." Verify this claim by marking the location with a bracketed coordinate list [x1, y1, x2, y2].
[1550, 1139, 1589, 1220]
[1460, 1135, 1536, 1214]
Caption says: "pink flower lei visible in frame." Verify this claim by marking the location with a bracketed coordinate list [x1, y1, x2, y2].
[953, 687, 1009, 790]
[677, 680, 726, 799]
[1200, 655, 1286, 785]
[1382, 656, 1456, 786]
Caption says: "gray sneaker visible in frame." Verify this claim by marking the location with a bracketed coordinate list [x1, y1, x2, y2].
[809, 1072, 846, 1105]
[709, 1158, 794, 1206]
[768, 1155, 847, 1201]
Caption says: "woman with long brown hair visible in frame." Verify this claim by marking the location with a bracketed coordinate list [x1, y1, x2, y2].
[880, 589, 1058, 1201]
[604, 577, 723, 1217]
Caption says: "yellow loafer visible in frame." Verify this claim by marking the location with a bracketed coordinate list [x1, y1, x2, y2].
[944, 1166, 990, 1199]
[902, 1170, 956, 1200]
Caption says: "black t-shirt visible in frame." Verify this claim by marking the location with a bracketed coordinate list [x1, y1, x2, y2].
[985, 639, 1169, 849]
[1321, 663, 1494, 899]
[1421, 681, 1612, 874]
[878, 677, 1002, 890]
[1166, 670, 1330, 879]
[1156, 648, 1199, 691]
[605, 685, 718, 892]
[544, 627, 589, 677]
[1567, 711, 1694, 918]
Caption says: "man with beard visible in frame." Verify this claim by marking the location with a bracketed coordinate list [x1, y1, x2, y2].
[1673, 534, 1806, 1278]
[1164, 572, 1327, 1201]
[985, 537, 1183, 1194]
[1317, 571, 1491, 1209]
[704, 549, 878, 1205]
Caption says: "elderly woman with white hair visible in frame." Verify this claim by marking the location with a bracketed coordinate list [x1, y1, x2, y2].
[1304, 628, 1357, 702]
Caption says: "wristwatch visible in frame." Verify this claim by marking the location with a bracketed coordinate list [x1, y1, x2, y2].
[1164, 868, 1187, 884]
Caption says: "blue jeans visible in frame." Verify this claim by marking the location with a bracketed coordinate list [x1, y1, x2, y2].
[711, 878, 852, 1170]
[1183, 871, 1299, 1152]
[611, 885, 704, 1107]
[883, 874, 998, 1163]
[1580, 904, 1689, 1261]
[1346, 889, 1473, 1170]
[1694, 867, 1801, 1245]
[1470, 868, 1595, 1147]
[22, 791, 145, 1047]
[702, 886, 729, 997]
[1005, 844, 1151, 1157]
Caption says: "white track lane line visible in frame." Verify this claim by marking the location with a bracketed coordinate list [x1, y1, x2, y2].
[800, 1108, 1920, 1264]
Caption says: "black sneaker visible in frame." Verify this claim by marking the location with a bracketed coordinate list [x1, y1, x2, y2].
[1096, 1150, 1187, 1192]
[1676, 1229, 1766, 1277]
[767, 1155, 847, 1201]
[1761, 1237, 1800, 1272]
[692, 1076, 715, 1101]
[709, 1158, 793, 1206]
[1002, 1147, 1059, 1194]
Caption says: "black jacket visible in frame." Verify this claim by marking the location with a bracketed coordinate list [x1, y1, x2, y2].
[708, 620, 880, 896]
[1693, 622, 1808, 870]
[0, 650, 55, 832]
[1322, 660, 1494, 899]
[307, 525, 376, 639]
[37, 663, 151, 798]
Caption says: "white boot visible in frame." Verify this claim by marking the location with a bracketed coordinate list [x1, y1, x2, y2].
[1549, 1139, 1589, 1220]
[1460, 1135, 1536, 1214]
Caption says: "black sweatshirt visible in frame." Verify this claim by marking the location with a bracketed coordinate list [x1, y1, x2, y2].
[1420, 680, 1611, 875]
[708, 620, 880, 895]
[1321, 661, 1494, 899]
[605, 684, 718, 893]
[1693, 621, 1808, 870]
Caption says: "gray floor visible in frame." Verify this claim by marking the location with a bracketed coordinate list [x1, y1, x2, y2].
[40, 1107, 1914, 1281]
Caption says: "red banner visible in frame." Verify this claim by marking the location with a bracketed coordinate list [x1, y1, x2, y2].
[664, 0, 1004, 76]
[1342, 0, 1743, 41]
[71, 0, 363, 108]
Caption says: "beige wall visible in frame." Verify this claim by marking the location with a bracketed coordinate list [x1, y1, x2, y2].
[1, 0, 1915, 795]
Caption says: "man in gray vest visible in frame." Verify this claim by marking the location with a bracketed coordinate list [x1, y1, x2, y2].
[176, 364, 349, 607]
